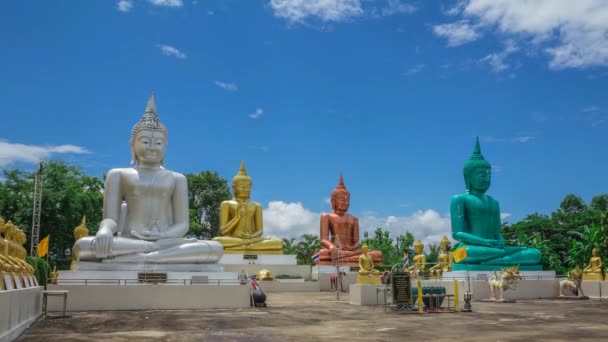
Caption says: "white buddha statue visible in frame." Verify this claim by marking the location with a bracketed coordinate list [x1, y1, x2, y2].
[74, 93, 223, 264]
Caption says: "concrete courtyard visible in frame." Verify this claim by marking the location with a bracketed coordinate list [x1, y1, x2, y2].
[17, 292, 608, 341]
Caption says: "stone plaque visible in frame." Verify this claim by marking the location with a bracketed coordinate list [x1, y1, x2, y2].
[391, 271, 411, 305]
[138, 272, 167, 283]
[243, 254, 258, 260]
[3, 273, 14, 290]
[349, 266, 360, 272]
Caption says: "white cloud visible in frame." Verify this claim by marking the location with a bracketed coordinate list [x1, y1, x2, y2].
[402, 63, 425, 76]
[248, 145, 270, 152]
[441, 0, 608, 69]
[0, 140, 91, 167]
[381, 0, 416, 16]
[149, 0, 183, 7]
[117, 0, 133, 12]
[582, 105, 600, 113]
[249, 108, 263, 119]
[157, 44, 187, 59]
[480, 39, 519, 72]
[214, 81, 238, 91]
[263, 201, 319, 238]
[433, 20, 481, 47]
[500, 212, 512, 220]
[480, 135, 534, 143]
[442, 1, 466, 16]
[360, 209, 452, 248]
[269, 0, 415, 25]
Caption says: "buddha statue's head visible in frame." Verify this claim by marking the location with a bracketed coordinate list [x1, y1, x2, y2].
[331, 174, 350, 214]
[440, 236, 451, 252]
[232, 161, 252, 200]
[74, 216, 89, 240]
[4, 221, 16, 240]
[414, 240, 424, 255]
[592, 248, 599, 257]
[130, 92, 168, 167]
[0, 216, 5, 237]
[463, 137, 491, 193]
[361, 243, 369, 254]
[15, 230, 26, 245]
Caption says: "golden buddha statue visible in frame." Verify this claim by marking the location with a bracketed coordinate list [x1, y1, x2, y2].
[583, 248, 603, 281]
[213, 161, 283, 254]
[256, 269, 273, 281]
[430, 236, 452, 276]
[356, 244, 382, 285]
[49, 266, 58, 284]
[316, 175, 382, 265]
[407, 240, 426, 277]
[71, 216, 90, 269]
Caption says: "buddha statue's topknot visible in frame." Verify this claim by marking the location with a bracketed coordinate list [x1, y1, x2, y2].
[463, 136, 491, 188]
[232, 161, 253, 187]
[130, 92, 168, 142]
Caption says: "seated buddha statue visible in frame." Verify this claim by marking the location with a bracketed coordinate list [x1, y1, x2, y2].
[316, 175, 382, 265]
[583, 248, 603, 281]
[356, 244, 382, 285]
[74, 93, 223, 264]
[71, 216, 89, 269]
[430, 236, 452, 276]
[212, 161, 283, 254]
[407, 240, 426, 277]
[450, 137, 541, 270]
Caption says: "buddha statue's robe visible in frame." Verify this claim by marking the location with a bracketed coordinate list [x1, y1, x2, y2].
[583, 250, 603, 281]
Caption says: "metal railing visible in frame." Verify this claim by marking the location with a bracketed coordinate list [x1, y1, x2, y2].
[55, 278, 242, 286]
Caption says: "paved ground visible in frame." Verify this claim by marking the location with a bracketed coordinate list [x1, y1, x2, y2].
[18, 292, 608, 342]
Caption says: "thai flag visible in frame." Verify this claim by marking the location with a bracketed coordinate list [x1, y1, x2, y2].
[402, 256, 409, 268]
[311, 252, 320, 263]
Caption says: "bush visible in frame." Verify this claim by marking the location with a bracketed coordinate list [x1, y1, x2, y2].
[26, 256, 51, 286]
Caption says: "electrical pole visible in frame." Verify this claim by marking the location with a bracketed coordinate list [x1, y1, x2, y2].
[30, 162, 43, 256]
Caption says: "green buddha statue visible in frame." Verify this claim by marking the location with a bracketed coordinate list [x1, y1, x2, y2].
[450, 137, 541, 271]
[213, 161, 283, 254]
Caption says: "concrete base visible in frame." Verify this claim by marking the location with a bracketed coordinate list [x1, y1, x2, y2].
[57, 270, 237, 285]
[255, 280, 320, 292]
[46, 284, 251, 311]
[443, 270, 555, 280]
[349, 284, 387, 305]
[74, 262, 224, 272]
[224, 265, 312, 280]
[0, 287, 42, 342]
[581, 281, 608, 298]
[452, 264, 542, 271]
[219, 254, 297, 265]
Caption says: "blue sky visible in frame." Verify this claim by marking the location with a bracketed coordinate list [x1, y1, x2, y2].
[1, 0, 607, 243]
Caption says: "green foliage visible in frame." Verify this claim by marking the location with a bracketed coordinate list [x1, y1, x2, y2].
[362, 227, 403, 266]
[0, 161, 104, 261]
[295, 234, 321, 265]
[185, 171, 231, 239]
[426, 243, 439, 263]
[26, 256, 51, 286]
[282, 238, 297, 254]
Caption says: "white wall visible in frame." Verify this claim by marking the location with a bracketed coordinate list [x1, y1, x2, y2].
[0, 287, 42, 342]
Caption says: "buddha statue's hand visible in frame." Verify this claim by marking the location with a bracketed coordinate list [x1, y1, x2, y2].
[95, 226, 114, 259]
[130, 229, 166, 241]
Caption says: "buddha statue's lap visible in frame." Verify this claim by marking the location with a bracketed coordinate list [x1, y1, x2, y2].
[212, 161, 282, 254]
[74, 93, 223, 264]
[450, 138, 541, 270]
[316, 175, 382, 265]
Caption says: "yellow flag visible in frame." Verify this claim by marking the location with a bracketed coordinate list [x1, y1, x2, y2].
[452, 246, 467, 263]
[37, 235, 50, 257]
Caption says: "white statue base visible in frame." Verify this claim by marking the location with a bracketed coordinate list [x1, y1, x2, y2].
[73, 261, 224, 272]
[218, 254, 297, 265]
[0, 287, 42, 342]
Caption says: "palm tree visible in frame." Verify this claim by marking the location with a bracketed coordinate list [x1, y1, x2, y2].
[566, 225, 602, 269]
[282, 238, 297, 254]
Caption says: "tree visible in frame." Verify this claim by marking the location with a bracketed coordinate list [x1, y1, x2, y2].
[282, 238, 297, 254]
[590, 194, 608, 211]
[295, 234, 321, 265]
[0, 161, 104, 266]
[559, 194, 587, 214]
[362, 227, 401, 266]
[566, 225, 603, 269]
[185, 171, 231, 239]
[426, 243, 439, 263]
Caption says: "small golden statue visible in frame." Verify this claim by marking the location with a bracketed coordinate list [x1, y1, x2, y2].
[213, 161, 283, 254]
[407, 240, 426, 278]
[582, 248, 603, 281]
[49, 266, 58, 284]
[430, 236, 452, 277]
[71, 216, 89, 269]
[256, 269, 273, 281]
[356, 244, 382, 285]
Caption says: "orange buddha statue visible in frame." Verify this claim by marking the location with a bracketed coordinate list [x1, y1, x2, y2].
[315, 175, 382, 265]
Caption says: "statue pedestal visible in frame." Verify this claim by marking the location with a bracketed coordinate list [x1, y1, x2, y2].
[0, 286, 42, 342]
[452, 264, 543, 271]
[356, 274, 382, 285]
[581, 281, 608, 298]
[218, 254, 296, 265]
[349, 284, 387, 305]
[74, 262, 224, 272]
[582, 273, 603, 281]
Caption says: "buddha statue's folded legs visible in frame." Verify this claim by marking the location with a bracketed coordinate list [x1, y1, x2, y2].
[457, 245, 541, 265]
[318, 248, 382, 263]
[214, 236, 283, 254]
[75, 237, 224, 264]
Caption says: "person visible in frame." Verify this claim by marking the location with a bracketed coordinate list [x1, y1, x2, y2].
[316, 175, 382, 264]
[213, 161, 282, 253]
[75, 93, 223, 264]
[450, 137, 540, 269]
